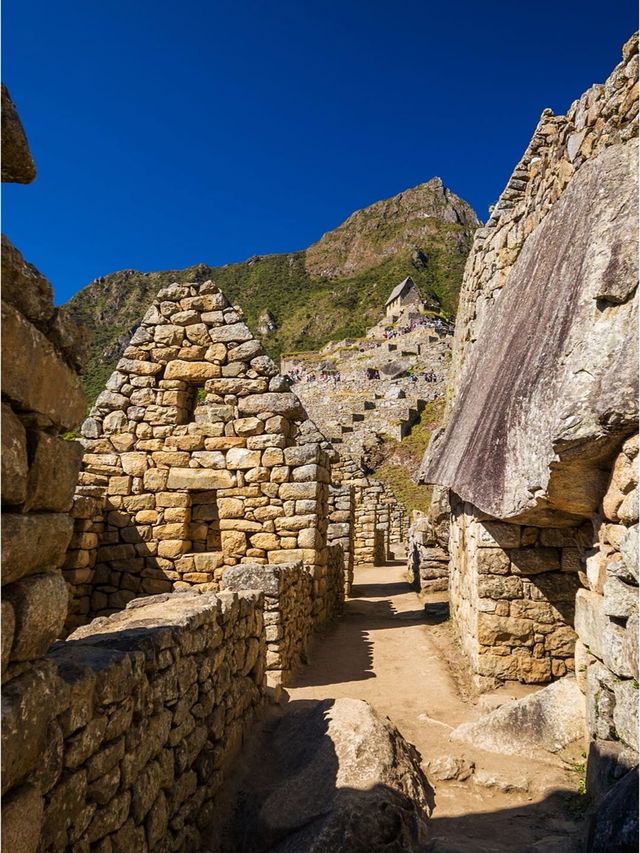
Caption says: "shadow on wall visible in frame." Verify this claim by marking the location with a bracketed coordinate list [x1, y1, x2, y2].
[65, 489, 226, 633]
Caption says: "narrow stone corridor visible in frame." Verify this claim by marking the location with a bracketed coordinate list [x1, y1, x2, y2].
[285, 559, 587, 852]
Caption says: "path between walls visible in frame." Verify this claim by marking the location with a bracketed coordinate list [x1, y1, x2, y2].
[282, 558, 588, 852]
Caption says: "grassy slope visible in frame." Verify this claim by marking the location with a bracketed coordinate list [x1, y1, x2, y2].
[371, 399, 445, 515]
[68, 216, 469, 402]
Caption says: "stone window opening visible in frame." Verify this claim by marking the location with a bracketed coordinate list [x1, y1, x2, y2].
[176, 384, 207, 424]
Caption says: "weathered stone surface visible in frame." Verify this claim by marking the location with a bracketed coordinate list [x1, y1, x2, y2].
[238, 392, 304, 418]
[450, 678, 585, 756]
[24, 432, 83, 512]
[166, 468, 236, 490]
[1, 512, 74, 585]
[1, 84, 36, 183]
[2, 300, 86, 430]
[4, 573, 68, 660]
[425, 755, 474, 782]
[164, 360, 221, 381]
[2, 403, 28, 505]
[1, 661, 68, 794]
[1, 236, 53, 328]
[1, 784, 44, 853]
[225, 698, 431, 852]
[423, 140, 638, 525]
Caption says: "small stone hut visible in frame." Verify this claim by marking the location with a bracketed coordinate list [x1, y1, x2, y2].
[385, 275, 423, 318]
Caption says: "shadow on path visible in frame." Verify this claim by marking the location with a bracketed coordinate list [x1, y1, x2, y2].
[294, 571, 429, 688]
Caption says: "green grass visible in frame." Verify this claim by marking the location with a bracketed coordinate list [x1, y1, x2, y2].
[371, 399, 445, 515]
[67, 210, 472, 405]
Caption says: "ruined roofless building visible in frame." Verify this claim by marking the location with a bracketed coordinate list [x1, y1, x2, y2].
[64, 283, 346, 631]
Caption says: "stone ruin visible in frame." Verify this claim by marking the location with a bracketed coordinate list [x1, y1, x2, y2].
[63, 284, 345, 630]
[420, 34, 639, 804]
[1, 86, 407, 853]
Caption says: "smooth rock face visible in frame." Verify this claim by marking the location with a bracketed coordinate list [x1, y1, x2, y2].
[224, 698, 432, 852]
[422, 140, 638, 525]
[450, 677, 586, 756]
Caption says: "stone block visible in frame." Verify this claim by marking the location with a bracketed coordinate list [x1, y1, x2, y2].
[166, 468, 235, 489]
[477, 521, 521, 549]
[602, 617, 637, 679]
[208, 322, 253, 342]
[575, 588, 608, 661]
[1, 784, 44, 853]
[268, 549, 307, 565]
[1, 403, 28, 505]
[1, 301, 85, 429]
[477, 614, 533, 645]
[613, 680, 639, 750]
[226, 448, 261, 469]
[2, 660, 68, 794]
[5, 573, 68, 660]
[164, 360, 221, 381]
[477, 575, 523, 599]
[238, 393, 303, 418]
[1, 512, 74, 585]
[603, 576, 638, 619]
[107, 476, 132, 496]
[24, 432, 83, 512]
[279, 482, 320, 501]
[221, 529, 247, 558]
[475, 547, 510, 575]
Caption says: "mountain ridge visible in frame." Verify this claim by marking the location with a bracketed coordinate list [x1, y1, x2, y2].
[66, 178, 479, 401]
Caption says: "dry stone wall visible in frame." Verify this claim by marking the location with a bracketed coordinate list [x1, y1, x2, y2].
[327, 483, 355, 595]
[221, 561, 312, 687]
[3, 589, 266, 852]
[447, 500, 586, 686]
[575, 435, 638, 797]
[63, 281, 346, 630]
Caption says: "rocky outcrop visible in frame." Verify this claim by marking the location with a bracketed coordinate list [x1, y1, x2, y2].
[1, 84, 36, 183]
[418, 34, 639, 805]
[423, 139, 638, 525]
[450, 677, 585, 757]
[306, 177, 479, 279]
[222, 697, 432, 852]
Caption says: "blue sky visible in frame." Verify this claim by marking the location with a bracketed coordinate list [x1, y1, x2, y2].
[2, 0, 637, 304]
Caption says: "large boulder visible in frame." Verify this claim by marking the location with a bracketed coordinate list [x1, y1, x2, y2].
[422, 140, 638, 525]
[450, 677, 585, 757]
[222, 698, 432, 852]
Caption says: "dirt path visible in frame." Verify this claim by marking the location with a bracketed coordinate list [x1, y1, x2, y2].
[284, 559, 587, 852]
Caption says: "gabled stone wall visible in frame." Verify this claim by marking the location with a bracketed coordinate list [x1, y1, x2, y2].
[63, 281, 344, 630]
